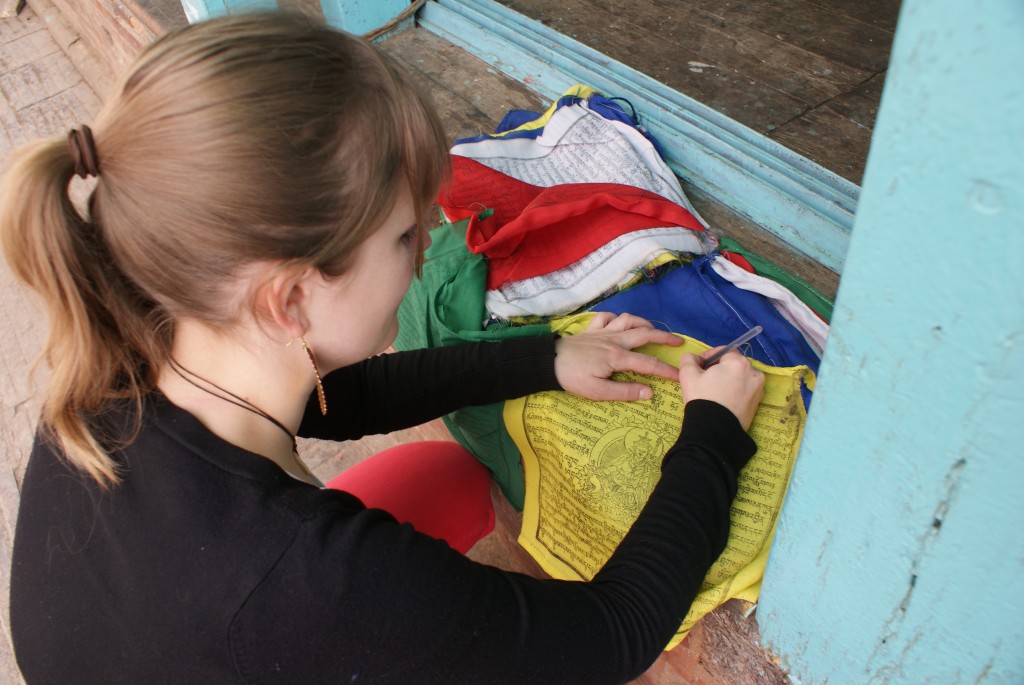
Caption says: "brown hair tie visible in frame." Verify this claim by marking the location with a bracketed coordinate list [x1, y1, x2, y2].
[67, 125, 100, 178]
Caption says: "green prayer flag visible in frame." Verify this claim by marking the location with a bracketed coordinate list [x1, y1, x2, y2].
[395, 220, 549, 509]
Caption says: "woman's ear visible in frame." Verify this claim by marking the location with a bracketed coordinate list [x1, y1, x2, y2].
[257, 264, 318, 341]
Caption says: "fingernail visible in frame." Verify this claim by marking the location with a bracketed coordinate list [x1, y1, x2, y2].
[639, 387, 652, 400]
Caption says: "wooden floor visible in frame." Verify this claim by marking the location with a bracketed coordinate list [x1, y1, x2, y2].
[0, 1, 900, 682]
[123, 0, 900, 187]
[106, 0, 900, 297]
[497, 0, 899, 184]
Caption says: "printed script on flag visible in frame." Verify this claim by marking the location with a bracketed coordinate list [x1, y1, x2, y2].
[503, 313, 815, 649]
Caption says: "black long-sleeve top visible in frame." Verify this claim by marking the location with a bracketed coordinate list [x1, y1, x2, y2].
[10, 336, 755, 684]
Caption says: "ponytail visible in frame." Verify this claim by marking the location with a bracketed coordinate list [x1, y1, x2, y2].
[0, 137, 168, 486]
[1, 13, 450, 487]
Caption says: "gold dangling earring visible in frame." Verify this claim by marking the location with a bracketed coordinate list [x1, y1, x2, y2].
[301, 337, 327, 416]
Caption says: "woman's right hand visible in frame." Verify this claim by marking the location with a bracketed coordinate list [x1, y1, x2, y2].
[677, 350, 765, 430]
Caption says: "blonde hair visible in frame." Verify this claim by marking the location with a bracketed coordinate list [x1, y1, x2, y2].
[0, 12, 449, 485]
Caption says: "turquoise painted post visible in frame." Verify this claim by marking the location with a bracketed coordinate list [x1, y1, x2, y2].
[320, 0, 409, 34]
[757, 0, 1024, 683]
[180, 0, 277, 24]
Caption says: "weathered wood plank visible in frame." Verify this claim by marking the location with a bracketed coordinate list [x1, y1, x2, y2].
[494, 0, 895, 183]
[770, 107, 869, 183]
[496, 0, 809, 131]
[806, 0, 901, 32]
[495, 0, 880, 134]
[30, 0, 119, 99]
[132, 0, 186, 29]
[0, 48, 80, 109]
[1, 86, 102, 164]
[380, 27, 545, 142]
[0, 6, 102, 161]
[0, 2, 35, 42]
[43, 0, 162, 77]
[683, 0, 897, 72]
[9, 82, 99, 141]
[0, 24, 56, 71]
[0, 0, 25, 19]
[824, 69, 886, 130]
[583, 0, 873, 102]
[766, 72, 886, 184]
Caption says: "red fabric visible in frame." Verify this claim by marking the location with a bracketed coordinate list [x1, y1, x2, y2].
[721, 250, 756, 274]
[440, 157, 704, 289]
[325, 441, 495, 554]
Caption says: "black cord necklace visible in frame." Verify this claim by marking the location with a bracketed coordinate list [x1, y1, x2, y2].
[167, 357, 316, 482]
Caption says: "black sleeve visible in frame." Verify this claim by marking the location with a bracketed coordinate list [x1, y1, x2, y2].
[298, 335, 561, 441]
[237, 399, 757, 685]
[583, 400, 757, 667]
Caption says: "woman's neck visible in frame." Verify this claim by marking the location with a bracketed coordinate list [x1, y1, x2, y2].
[157, 319, 318, 483]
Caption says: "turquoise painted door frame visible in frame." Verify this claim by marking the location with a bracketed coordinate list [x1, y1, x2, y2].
[181, 0, 408, 34]
[757, 0, 1024, 682]
[180, 0, 276, 24]
[320, 0, 409, 34]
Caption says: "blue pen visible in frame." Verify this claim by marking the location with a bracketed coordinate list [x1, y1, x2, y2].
[700, 325, 763, 369]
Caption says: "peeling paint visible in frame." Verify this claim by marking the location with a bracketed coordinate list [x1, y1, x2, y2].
[814, 530, 832, 566]
[869, 457, 967, 671]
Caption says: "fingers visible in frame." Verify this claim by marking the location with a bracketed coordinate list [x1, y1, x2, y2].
[590, 380, 654, 402]
[585, 312, 680, 340]
[585, 312, 651, 332]
[560, 317, 769, 430]
[677, 352, 705, 382]
[589, 322, 682, 354]
[602, 378, 651, 401]
[585, 311, 619, 330]
[612, 348, 681, 382]
[617, 326, 684, 349]
[600, 312, 653, 332]
[681, 349, 753, 379]
[563, 315, 767, 404]
[699, 346, 725, 360]
[677, 350, 765, 430]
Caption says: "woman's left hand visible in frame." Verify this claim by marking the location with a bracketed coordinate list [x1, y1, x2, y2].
[553, 312, 683, 402]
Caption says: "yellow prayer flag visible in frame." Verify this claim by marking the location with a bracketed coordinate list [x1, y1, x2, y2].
[503, 313, 815, 648]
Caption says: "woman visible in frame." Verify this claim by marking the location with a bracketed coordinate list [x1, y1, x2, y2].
[3, 12, 764, 684]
